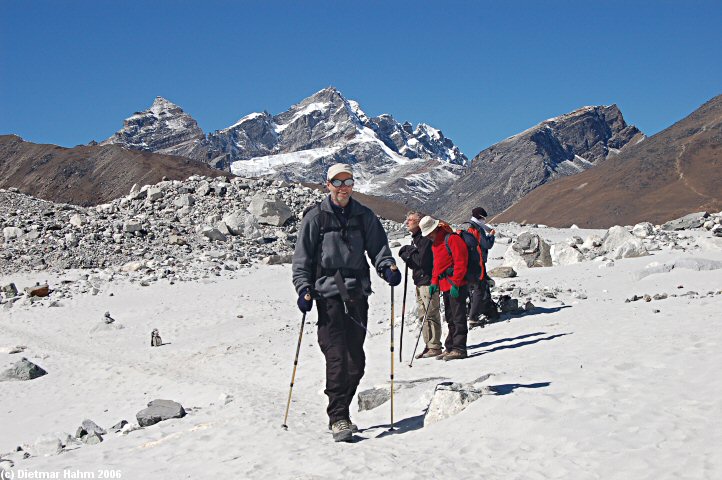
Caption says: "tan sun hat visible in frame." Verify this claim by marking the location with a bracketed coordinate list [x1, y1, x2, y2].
[419, 215, 440, 237]
[326, 163, 353, 180]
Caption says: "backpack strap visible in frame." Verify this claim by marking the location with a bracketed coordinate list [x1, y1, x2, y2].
[308, 202, 369, 289]
[439, 233, 457, 286]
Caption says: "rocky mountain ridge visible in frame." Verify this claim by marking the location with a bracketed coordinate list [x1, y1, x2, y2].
[101, 88, 467, 205]
[493, 94, 722, 227]
[428, 104, 643, 221]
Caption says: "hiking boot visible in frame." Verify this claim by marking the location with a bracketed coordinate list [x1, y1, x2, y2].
[415, 348, 429, 360]
[435, 350, 450, 360]
[328, 421, 359, 433]
[443, 350, 468, 361]
[330, 419, 353, 442]
[422, 348, 443, 358]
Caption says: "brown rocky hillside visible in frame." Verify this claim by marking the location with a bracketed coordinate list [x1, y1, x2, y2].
[0, 135, 230, 206]
[492, 95, 722, 228]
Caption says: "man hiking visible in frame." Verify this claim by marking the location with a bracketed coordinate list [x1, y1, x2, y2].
[399, 211, 442, 358]
[466, 207, 500, 328]
[419, 215, 469, 361]
[292, 163, 401, 442]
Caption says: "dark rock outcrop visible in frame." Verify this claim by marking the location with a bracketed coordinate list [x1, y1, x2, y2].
[428, 105, 643, 221]
[493, 95, 722, 227]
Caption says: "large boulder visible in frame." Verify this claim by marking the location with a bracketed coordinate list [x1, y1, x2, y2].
[123, 220, 143, 233]
[81, 419, 107, 436]
[634, 257, 722, 280]
[503, 232, 552, 268]
[69, 214, 85, 228]
[247, 193, 292, 226]
[602, 226, 648, 259]
[580, 234, 603, 251]
[222, 211, 246, 235]
[21, 433, 64, 456]
[136, 399, 186, 427]
[632, 222, 654, 238]
[357, 387, 390, 412]
[201, 226, 227, 242]
[2, 283, 19, 298]
[146, 186, 164, 202]
[0, 358, 48, 381]
[488, 266, 517, 278]
[551, 243, 584, 266]
[173, 194, 195, 208]
[3, 226, 24, 241]
[661, 211, 709, 231]
[262, 254, 293, 265]
[424, 376, 491, 427]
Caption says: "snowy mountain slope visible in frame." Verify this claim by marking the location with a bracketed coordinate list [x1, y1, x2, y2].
[226, 88, 467, 203]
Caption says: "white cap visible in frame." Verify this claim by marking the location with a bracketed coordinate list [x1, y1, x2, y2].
[327, 163, 353, 180]
[419, 216, 440, 237]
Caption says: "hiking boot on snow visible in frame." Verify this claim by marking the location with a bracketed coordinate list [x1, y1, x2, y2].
[415, 348, 429, 360]
[328, 420, 359, 433]
[435, 350, 450, 360]
[331, 419, 354, 442]
[443, 350, 468, 361]
[422, 348, 443, 358]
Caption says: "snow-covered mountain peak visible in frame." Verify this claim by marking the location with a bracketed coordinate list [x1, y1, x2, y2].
[148, 96, 182, 116]
[101, 88, 470, 205]
[415, 123, 442, 141]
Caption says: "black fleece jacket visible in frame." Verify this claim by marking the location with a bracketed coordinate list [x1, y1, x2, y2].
[399, 229, 434, 286]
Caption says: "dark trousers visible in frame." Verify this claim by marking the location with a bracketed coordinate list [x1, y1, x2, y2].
[442, 285, 469, 353]
[316, 293, 369, 424]
[468, 278, 498, 321]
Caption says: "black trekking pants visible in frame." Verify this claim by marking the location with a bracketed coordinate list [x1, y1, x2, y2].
[442, 285, 469, 353]
[468, 278, 498, 321]
[316, 292, 369, 425]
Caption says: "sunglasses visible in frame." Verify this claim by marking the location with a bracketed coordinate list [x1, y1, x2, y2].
[329, 178, 355, 187]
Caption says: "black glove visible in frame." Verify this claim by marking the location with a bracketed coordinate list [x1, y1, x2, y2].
[398, 245, 416, 261]
[297, 288, 313, 313]
[383, 266, 402, 287]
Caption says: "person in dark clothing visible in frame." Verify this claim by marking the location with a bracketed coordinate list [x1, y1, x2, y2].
[398, 211, 442, 358]
[292, 163, 401, 442]
[466, 207, 500, 328]
[419, 215, 469, 361]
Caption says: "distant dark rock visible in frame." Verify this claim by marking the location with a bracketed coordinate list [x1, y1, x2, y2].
[661, 211, 709, 231]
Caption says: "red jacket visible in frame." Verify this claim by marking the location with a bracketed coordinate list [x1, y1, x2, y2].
[431, 225, 468, 291]
[463, 225, 486, 281]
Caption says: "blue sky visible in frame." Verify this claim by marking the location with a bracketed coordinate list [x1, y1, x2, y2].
[1, 0, 721, 156]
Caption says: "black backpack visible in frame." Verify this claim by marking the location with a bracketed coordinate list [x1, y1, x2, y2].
[442, 231, 482, 285]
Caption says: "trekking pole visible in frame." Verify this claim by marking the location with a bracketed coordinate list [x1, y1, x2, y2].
[399, 264, 409, 362]
[389, 278, 396, 431]
[409, 294, 433, 368]
[282, 299, 310, 430]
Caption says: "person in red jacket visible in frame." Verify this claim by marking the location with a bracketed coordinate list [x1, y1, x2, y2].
[419, 215, 470, 361]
